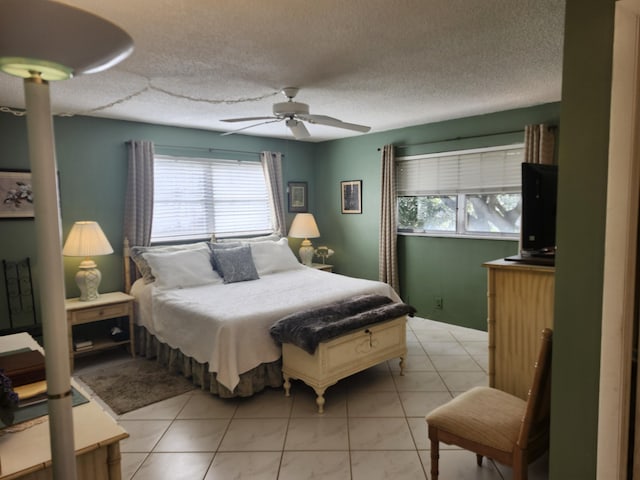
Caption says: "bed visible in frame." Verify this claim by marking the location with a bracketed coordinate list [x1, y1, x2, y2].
[126, 236, 401, 397]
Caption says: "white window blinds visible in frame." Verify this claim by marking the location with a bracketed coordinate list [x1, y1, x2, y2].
[396, 144, 524, 195]
[151, 155, 272, 242]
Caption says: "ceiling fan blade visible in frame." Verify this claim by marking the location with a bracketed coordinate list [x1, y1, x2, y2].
[298, 114, 371, 133]
[220, 118, 283, 136]
[286, 119, 310, 139]
[221, 116, 277, 123]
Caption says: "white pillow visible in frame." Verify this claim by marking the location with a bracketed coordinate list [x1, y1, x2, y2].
[131, 241, 209, 284]
[142, 245, 222, 290]
[250, 238, 303, 276]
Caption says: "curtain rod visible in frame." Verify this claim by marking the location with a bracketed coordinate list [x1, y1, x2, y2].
[376, 129, 527, 151]
[154, 144, 284, 157]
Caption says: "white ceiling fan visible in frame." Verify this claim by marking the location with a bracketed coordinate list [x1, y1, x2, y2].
[220, 87, 371, 139]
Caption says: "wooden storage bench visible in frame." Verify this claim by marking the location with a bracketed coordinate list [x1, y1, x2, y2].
[281, 315, 407, 413]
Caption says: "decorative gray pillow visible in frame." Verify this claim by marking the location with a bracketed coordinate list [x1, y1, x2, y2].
[210, 245, 259, 283]
[208, 242, 241, 274]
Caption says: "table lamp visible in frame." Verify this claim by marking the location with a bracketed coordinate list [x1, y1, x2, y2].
[63, 221, 114, 301]
[289, 213, 320, 266]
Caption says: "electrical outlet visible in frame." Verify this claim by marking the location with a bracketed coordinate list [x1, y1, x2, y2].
[434, 296, 443, 309]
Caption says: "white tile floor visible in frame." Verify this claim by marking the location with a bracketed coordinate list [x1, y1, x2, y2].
[74, 317, 549, 480]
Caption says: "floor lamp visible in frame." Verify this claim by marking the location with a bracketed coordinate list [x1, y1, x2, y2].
[0, 2, 132, 479]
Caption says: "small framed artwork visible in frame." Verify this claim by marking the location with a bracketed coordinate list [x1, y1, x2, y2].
[341, 180, 362, 214]
[288, 181, 308, 213]
[0, 170, 34, 219]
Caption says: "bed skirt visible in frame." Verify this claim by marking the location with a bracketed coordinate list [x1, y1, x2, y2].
[135, 326, 284, 398]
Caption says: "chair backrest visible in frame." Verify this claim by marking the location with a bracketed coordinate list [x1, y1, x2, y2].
[517, 327, 553, 449]
[2, 257, 39, 336]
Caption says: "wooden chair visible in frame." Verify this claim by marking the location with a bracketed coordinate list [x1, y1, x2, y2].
[425, 328, 552, 480]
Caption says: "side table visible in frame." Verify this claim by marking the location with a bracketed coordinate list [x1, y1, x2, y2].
[65, 292, 135, 370]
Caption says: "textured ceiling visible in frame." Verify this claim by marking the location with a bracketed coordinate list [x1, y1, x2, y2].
[0, 0, 565, 142]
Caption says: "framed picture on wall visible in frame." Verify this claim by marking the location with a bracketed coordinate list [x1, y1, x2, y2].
[341, 180, 362, 214]
[0, 170, 34, 219]
[288, 181, 308, 212]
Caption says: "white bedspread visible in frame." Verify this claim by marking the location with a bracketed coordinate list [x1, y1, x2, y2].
[131, 268, 399, 392]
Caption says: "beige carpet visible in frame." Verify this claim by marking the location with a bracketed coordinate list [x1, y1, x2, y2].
[78, 357, 195, 415]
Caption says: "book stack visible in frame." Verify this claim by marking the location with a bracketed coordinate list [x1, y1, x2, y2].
[0, 350, 47, 409]
[74, 340, 93, 352]
[0, 349, 46, 387]
[14, 380, 47, 407]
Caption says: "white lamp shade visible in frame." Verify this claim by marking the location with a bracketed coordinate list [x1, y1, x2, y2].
[63, 221, 114, 257]
[289, 213, 320, 239]
[289, 213, 320, 266]
[0, 0, 133, 81]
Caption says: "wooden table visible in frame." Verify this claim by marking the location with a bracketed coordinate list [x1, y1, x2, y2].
[0, 333, 128, 479]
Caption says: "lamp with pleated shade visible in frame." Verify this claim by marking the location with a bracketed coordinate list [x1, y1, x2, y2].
[288, 213, 320, 266]
[63, 221, 114, 301]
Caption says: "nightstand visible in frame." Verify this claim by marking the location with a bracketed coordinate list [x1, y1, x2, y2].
[65, 291, 135, 370]
[311, 263, 333, 272]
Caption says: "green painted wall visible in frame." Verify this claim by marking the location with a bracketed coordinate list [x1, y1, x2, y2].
[0, 103, 560, 334]
[314, 103, 560, 330]
[0, 113, 315, 330]
[549, 1, 615, 478]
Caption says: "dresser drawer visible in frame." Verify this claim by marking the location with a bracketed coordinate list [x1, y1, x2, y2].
[69, 302, 130, 324]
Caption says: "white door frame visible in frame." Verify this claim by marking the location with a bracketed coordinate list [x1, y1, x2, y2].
[598, 1, 640, 478]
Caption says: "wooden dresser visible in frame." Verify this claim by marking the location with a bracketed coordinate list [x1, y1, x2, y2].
[483, 259, 555, 400]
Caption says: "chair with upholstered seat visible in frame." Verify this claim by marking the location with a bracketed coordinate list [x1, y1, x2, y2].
[425, 327, 552, 480]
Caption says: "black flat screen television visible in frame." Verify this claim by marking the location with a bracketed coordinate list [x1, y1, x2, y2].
[520, 162, 558, 259]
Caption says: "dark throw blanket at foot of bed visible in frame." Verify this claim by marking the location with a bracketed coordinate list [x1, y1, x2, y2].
[269, 294, 416, 354]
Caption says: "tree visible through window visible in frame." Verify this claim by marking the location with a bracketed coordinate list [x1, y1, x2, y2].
[396, 145, 523, 237]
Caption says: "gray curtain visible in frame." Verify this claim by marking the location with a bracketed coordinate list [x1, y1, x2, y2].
[124, 140, 155, 247]
[524, 124, 556, 164]
[261, 151, 287, 236]
[379, 144, 400, 293]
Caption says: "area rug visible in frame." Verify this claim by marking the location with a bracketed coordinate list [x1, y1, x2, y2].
[78, 357, 195, 415]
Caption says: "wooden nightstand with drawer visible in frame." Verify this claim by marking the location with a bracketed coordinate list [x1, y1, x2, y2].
[65, 291, 135, 370]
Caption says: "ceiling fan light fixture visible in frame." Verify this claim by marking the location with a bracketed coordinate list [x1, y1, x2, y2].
[221, 87, 370, 139]
[273, 101, 309, 117]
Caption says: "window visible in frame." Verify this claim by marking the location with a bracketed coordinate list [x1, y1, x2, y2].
[396, 145, 523, 238]
[151, 155, 272, 242]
